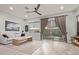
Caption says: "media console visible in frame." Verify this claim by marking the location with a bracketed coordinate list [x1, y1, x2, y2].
[71, 36, 79, 47]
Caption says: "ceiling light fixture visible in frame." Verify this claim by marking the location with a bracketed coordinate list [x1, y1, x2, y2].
[45, 26, 48, 29]
[25, 15, 28, 17]
[60, 6, 64, 10]
[9, 7, 14, 10]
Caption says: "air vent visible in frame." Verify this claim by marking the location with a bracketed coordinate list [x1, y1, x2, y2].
[25, 6, 29, 10]
[24, 19, 27, 21]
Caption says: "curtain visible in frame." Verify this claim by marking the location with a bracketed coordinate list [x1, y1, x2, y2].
[55, 16, 67, 42]
[40, 18, 48, 39]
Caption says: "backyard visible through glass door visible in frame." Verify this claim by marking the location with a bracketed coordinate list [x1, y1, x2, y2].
[43, 18, 64, 42]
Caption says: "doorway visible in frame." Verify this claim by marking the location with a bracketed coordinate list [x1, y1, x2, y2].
[41, 18, 64, 42]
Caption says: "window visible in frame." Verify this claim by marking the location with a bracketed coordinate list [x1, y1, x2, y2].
[29, 21, 40, 33]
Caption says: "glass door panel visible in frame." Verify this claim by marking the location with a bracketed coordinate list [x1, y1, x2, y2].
[43, 18, 62, 41]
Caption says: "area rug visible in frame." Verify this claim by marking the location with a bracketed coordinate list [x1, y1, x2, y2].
[4, 40, 42, 55]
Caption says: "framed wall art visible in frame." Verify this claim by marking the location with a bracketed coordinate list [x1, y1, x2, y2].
[5, 21, 20, 31]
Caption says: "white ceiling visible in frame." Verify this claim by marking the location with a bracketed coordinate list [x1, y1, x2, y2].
[0, 4, 79, 19]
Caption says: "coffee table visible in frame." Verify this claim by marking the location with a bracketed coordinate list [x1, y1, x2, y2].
[12, 36, 32, 46]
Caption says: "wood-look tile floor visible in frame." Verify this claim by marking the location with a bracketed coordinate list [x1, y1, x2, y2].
[0, 40, 79, 55]
[32, 40, 79, 55]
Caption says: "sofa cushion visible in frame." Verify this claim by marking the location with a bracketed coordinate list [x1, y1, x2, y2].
[2, 34, 9, 38]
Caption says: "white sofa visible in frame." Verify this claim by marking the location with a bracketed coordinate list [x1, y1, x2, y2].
[0, 35, 12, 44]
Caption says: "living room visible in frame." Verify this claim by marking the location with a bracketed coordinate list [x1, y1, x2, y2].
[0, 4, 79, 55]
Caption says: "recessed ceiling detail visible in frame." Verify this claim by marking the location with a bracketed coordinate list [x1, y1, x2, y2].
[0, 4, 78, 19]
[25, 15, 28, 18]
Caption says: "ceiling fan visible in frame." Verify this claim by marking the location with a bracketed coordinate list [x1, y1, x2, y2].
[25, 4, 42, 15]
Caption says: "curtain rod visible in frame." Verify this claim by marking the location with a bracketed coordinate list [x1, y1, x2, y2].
[41, 15, 68, 19]
[47, 15, 68, 19]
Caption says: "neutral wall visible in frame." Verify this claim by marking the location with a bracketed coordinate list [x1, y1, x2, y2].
[76, 8, 79, 16]
[0, 11, 24, 38]
[66, 12, 77, 43]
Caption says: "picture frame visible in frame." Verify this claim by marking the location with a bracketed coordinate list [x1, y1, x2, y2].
[25, 25, 28, 32]
[5, 21, 20, 31]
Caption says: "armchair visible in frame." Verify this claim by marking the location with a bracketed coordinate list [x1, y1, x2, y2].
[0, 35, 12, 44]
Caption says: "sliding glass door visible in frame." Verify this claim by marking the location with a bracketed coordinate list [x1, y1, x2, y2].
[43, 18, 63, 41]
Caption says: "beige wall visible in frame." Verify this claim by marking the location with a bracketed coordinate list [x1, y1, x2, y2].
[0, 11, 25, 38]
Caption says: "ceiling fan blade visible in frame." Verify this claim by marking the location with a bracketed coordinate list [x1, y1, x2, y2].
[26, 11, 34, 13]
[34, 11, 42, 15]
[35, 4, 40, 11]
